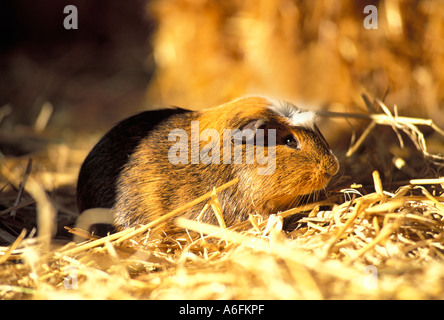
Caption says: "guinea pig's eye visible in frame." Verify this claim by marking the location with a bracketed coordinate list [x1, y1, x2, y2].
[284, 135, 300, 150]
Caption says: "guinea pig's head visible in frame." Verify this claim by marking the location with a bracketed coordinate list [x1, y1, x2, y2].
[211, 96, 340, 212]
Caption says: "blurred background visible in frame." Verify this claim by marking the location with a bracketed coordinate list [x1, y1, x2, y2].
[0, 0, 444, 243]
[0, 0, 153, 133]
[1, 0, 443, 134]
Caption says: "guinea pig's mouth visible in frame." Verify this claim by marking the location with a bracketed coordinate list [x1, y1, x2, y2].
[310, 179, 330, 192]
[287, 174, 330, 196]
[308, 166, 337, 192]
[318, 157, 340, 186]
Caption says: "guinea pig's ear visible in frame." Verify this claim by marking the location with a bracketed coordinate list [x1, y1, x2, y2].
[232, 118, 266, 144]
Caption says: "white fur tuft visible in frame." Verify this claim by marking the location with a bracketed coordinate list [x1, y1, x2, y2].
[268, 100, 316, 129]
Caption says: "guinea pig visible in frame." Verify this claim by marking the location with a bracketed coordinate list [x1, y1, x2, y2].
[76, 96, 339, 237]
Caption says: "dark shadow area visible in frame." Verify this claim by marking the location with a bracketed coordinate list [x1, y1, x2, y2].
[0, 0, 155, 133]
[0, 0, 156, 245]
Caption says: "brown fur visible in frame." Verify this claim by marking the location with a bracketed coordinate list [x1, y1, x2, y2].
[77, 96, 339, 237]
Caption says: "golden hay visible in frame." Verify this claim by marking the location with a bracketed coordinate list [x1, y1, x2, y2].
[0, 103, 443, 300]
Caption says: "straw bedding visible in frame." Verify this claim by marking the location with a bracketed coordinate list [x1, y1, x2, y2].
[0, 101, 443, 299]
[1, 0, 444, 300]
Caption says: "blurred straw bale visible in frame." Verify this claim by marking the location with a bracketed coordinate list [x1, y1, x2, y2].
[147, 0, 444, 130]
